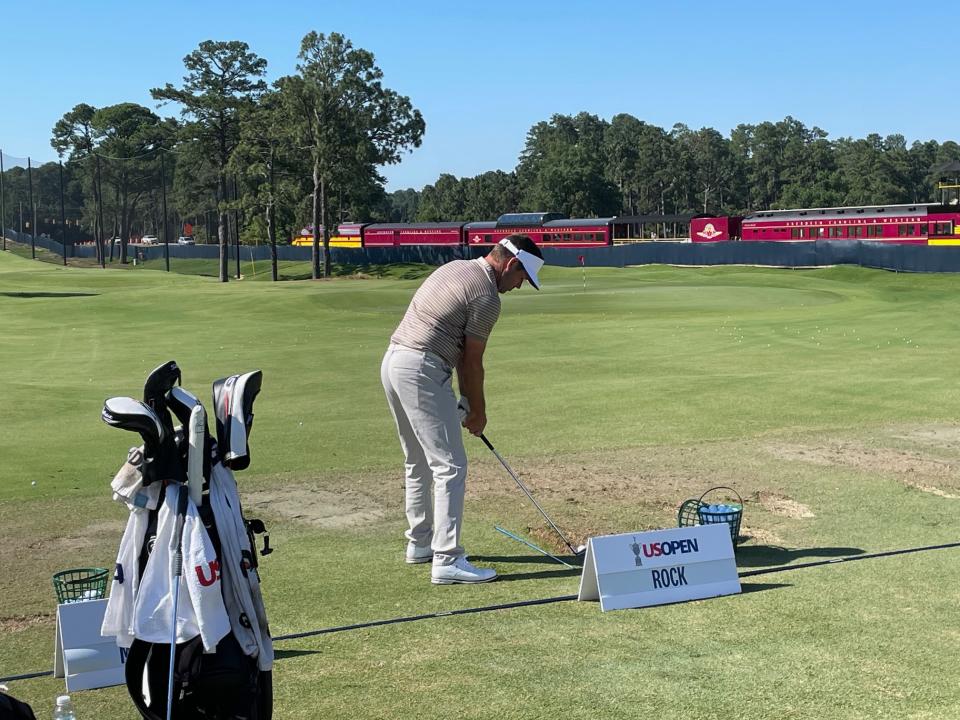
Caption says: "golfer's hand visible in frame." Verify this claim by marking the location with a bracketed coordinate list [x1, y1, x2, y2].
[463, 410, 487, 436]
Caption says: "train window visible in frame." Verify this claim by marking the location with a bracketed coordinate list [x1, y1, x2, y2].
[829, 227, 843, 238]
[811, 227, 824, 238]
[484, 234, 492, 242]
[849, 226, 864, 238]
[935, 221, 954, 235]
[867, 225, 882, 237]
[791, 228, 801, 239]
[563, 233, 571, 241]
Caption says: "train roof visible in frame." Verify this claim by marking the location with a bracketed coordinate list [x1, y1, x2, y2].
[496, 212, 567, 227]
[745, 203, 939, 223]
[543, 218, 614, 227]
[364, 222, 465, 230]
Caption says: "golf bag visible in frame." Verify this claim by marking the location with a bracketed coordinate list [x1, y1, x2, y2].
[101, 363, 273, 720]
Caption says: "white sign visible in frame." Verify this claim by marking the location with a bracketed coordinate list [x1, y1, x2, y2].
[54, 599, 126, 691]
[578, 524, 740, 611]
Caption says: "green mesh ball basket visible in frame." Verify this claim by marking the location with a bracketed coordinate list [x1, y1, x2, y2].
[52, 567, 109, 604]
[678, 486, 743, 547]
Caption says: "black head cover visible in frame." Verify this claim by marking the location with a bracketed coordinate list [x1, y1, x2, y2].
[144, 360, 181, 437]
[102, 396, 183, 485]
[212, 370, 263, 471]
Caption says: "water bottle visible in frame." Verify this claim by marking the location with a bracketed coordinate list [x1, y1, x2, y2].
[53, 694, 76, 719]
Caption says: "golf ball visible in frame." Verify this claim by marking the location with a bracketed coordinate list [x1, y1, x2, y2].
[31, 481, 36, 486]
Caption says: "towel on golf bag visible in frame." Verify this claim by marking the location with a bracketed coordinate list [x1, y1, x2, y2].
[111, 446, 161, 511]
[102, 506, 150, 647]
[133, 486, 230, 651]
[209, 462, 274, 671]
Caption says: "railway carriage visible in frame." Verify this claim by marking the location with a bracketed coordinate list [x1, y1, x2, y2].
[692, 204, 960, 245]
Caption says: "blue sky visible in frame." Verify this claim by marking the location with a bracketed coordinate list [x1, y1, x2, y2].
[3, 1, 958, 190]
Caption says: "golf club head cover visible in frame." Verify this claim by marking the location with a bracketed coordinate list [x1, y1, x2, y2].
[143, 360, 181, 438]
[102, 397, 183, 486]
[212, 370, 263, 471]
[168, 386, 213, 483]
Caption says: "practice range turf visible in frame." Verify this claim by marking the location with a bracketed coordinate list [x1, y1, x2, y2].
[1, 249, 959, 719]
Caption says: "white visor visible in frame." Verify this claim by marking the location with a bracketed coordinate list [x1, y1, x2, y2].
[499, 238, 544, 290]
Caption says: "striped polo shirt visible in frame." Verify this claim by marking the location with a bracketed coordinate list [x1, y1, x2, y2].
[390, 258, 501, 367]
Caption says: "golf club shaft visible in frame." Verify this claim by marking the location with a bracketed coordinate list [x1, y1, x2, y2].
[479, 433, 577, 554]
[167, 484, 189, 720]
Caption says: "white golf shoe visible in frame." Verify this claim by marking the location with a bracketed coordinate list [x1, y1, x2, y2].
[431, 556, 497, 585]
[405, 542, 433, 564]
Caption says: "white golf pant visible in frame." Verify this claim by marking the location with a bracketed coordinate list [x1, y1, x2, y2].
[381, 343, 466, 565]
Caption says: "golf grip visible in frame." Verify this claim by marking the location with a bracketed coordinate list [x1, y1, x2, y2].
[479, 433, 577, 553]
[167, 484, 189, 720]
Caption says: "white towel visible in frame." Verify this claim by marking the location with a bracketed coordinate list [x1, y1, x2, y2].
[101, 506, 149, 648]
[133, 486, 230, 651]
[110, 447, 161, 511]
[209, 462, 274, 671]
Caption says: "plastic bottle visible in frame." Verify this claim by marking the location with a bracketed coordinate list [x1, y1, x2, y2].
[53, 694, 76, 720]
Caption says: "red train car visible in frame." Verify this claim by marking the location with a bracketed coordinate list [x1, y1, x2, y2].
[362, 222, 464, 246]
[690, 215, 742, 242]
[693, 204, 960, 245]
[465, 213, 613, 248]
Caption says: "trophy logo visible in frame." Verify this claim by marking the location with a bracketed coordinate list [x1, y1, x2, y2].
[629, 536, 642, 566]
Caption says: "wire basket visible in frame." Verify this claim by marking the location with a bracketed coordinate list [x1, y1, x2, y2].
[52, 567, 109, 604]
[678, 486, 743, 548]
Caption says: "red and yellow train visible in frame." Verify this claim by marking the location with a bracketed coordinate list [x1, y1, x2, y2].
[293, 212, 615, 249]
[691, 203, 960, 245]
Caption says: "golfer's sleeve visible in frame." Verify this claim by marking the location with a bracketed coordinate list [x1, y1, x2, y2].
[465, 295, 500, 341]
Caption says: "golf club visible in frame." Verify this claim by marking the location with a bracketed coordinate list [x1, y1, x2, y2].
[165, 483, 189, 720]
[144, 360, 181, 437]
[458, 401, 584, 557]
[187, 404, 206, 507]
[478, 432, 586, 557]
[102, 397, 182, 486]
[212, 370, 263, 471]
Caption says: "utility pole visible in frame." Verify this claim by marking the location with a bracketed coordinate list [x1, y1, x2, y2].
[96, 154, 106, 268]
[58, 161, 67, 266]
[27, 157, 36, 259]
[160, 150, 170, 272]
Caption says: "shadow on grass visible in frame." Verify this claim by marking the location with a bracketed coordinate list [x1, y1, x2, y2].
[1, 291, 98, 298]
[739, 581, 792, 594]
[495, 567, 583, 582]
[735, 544, 864, 568]
[275, 648, 322, 660]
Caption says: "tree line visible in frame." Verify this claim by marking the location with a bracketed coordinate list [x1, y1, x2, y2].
[2, 31, 958, 281]
[414, 114, 960, 223]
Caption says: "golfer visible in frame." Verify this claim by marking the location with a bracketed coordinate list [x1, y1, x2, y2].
[381, 235, 545, 584]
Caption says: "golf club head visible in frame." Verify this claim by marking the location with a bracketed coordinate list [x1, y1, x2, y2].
[212, 370, 263, 471]
[103, 396, 184, 485]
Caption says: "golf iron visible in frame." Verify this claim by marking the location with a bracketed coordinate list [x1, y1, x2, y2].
[478, 431, 586, 558]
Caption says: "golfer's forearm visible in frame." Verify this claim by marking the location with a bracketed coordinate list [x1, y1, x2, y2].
[457, 359, 485, 415]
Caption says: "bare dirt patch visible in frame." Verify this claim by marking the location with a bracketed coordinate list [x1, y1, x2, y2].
[24, 519, 126, 552]
[244, 487, 387, 528]
[763, 441, 960, 496]
[889, 424, 960, 448]
[750, 490, 815, 519]
[0, 613, 53, 632]
[738, 526, 784, 545]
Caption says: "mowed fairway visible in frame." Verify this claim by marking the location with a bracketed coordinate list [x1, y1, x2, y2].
[2, 249, 960, 719]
